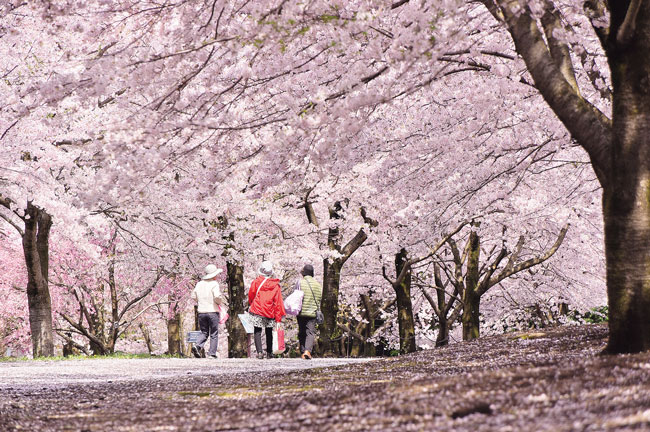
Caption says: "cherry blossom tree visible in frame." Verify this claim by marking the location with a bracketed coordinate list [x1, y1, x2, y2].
[1, 0, 622, 357]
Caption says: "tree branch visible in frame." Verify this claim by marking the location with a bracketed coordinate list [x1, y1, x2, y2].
[487, 223, 569, 290]
[54, 330, 91, 356]
[340, 228, 368, 264]
[60, 313, 106, 349]
[303, 186, 319, 227]
[540, 0, 580, 93]
[485, 0, 612, 187]
[616, 0, 642, 46]
[394, 220, 470, 286]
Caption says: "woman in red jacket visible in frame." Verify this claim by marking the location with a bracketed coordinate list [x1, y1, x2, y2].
[248, 261, 286, 359]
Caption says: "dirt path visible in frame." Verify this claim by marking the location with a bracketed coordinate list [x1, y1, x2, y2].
[2, 324, 650, 431]
[0, 357, 372, 389]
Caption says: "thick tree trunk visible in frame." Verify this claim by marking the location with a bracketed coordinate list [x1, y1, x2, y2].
[394, 249, 417, 354]
[487, 0, 650, 353]
[604, 12, 650, 352]
[462, 231, 481, 341]
[88, 313, 106, 355]
[22, 202, 54, 357]
[226, 261, 247, 358]
[360, 294, 377, 357]
[319, 258, 342, 356]
[167, 313, 182, 356]
[462, 291, 481, 341]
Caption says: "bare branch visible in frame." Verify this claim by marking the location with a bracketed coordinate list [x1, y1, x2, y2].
[393, 220, 470, 286]
[340, 228, 368, 264]
[617, 0, 643, 46]
[487, 224, 570, 290]
[60, 313, 106, 349]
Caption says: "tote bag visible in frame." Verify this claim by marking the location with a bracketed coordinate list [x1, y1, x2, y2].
[272, 326, 286, 355]
[284, 290, 304, 316]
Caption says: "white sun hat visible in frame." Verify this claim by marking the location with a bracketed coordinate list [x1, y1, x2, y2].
[202, 264, 223, 280]
[259, 260, 274, 276]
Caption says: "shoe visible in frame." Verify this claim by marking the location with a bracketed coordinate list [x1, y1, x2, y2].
[207, 354, 218, 359]
[302, 350, 312, 360]
[266, 352, 273, 359]
[191, 346, 201, 358]
[256, 352, 265, 359]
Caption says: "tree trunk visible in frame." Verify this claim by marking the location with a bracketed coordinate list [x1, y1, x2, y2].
[361, 294, 377, 357]
[22, 202, 54, 357]
[462, 230, 481, 341]
[462, 291, 481, 341]
[436, 316, 450, 347]
[88, 306, 106, 355]
[319, 258, 342, 356]
[167, 313, 182, 356]
[603, 12, 650, 352]
[139, 323, 154, 354]
[394, 249, 417, 354]
[226, 261, 247, 358]
[486, 0, 650, 353]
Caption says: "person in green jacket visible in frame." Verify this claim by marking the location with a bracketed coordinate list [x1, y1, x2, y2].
[296, 264, 322, 360]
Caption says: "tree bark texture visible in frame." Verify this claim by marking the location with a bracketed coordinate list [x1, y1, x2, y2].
[394, 249, 417, 354]
[140, 323, 154, 354]
[319, 258, 342, 356]
[361, 294, 378, 356]
[22, 202, 54, 357]
[603, 1, 650, 353]
[318, 202, 370, 357]
[485, 0, 650, 353]
[226, 261, 248, 358]
[436, 317, 450, 347]
[462, 231, 481, 341]
[167, 313, 182, 356]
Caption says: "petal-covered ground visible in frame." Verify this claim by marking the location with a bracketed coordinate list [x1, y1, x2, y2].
[2, 324, 649, 431]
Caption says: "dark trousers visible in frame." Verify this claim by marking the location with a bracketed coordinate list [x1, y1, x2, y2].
[297, 316, 317, 353]
[254, 326, 273, 355]
[197, 312, 220, 356]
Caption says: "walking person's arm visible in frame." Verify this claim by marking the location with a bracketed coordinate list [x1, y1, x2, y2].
[212, 283, 223, 305]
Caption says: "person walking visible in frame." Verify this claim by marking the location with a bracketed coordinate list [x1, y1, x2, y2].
[296, 264, 322, 360]
[191, 264, 224, 359]
[248, 261, 285, 359]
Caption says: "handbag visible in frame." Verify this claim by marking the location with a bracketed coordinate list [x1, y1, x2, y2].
[272, 324, 286, 354]
[304, 278, 324, 324]
[218, 304, 229, 325]
[238, 277, 269, 334]
[284, 289, 304, 316]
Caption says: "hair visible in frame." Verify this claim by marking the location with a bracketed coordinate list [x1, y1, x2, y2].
[301, 264, 314, 277]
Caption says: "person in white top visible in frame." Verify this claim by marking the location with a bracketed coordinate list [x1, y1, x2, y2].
[191, 264, 224, 358]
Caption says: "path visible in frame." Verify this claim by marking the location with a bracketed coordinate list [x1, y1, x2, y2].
[0, 357, 373, 389]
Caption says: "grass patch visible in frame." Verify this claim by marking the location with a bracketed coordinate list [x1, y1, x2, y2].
[215, 389, 264, 398]
[178, 391, 212, 398]
[513, 332, 547, 340]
